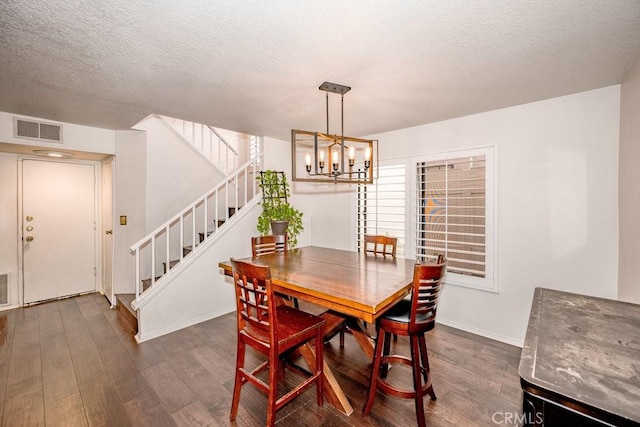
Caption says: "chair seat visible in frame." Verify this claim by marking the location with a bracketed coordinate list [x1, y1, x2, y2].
[244, 305, 325, 351]
[378, 299, 435, 334]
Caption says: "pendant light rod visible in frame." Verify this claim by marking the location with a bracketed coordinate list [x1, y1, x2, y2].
[320, 81, 351, 135]
[341, 93, 344, 140]
[326, 91, 329, 135]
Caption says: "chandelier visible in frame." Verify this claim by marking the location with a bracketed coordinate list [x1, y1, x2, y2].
[291, 82, 377, 184]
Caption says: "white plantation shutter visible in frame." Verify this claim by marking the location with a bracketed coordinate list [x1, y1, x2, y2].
[415, 147, 496, 291]
[250, 135, 261, 165]
[357, 164, 406, 256]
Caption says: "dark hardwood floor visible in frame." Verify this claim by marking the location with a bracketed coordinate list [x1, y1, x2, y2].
[0, 293, 523, 426]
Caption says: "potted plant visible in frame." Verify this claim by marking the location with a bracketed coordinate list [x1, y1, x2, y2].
[256, 170, 304, 247]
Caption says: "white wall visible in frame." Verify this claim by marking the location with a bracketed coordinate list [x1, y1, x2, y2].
[113, 130, 147, 294]
[619, 57, 640, 304]
[295, 86, 621, 345]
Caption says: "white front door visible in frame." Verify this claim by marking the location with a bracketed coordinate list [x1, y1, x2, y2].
[22, 159, 97, 304]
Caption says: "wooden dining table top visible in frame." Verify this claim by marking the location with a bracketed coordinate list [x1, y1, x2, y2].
[218, 245, 418, 323]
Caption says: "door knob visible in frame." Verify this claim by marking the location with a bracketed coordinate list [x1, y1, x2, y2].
[25, 236, 34, 242]
[26, 215, 33, 221]
[26, 226, 33, 231]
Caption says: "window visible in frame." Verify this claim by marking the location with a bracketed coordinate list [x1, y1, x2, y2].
[356, 164, 406, 256]
[250, 135, 261, 165]
[415, 147, 496, 291]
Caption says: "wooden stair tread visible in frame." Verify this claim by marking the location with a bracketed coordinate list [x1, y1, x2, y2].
[162, 259, 181, 273]
[115, 293, 138, 331]
[116, 293, 135, 311]
[141, 277, 161, 291]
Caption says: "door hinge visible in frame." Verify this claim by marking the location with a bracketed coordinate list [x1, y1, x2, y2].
[94, 267, 97, 276]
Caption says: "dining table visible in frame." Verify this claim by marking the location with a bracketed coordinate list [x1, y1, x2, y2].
[218, 245, 419, 415]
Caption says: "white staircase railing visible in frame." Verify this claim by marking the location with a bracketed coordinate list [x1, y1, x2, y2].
[129, 156, 262, 301]
[157, 114, 239, 175]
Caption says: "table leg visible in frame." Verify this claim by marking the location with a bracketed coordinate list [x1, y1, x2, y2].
[321, 311, 375, 361]
[298, 343, 354, 415]
[300, 313, 376, 415]
[289, 307, 375, 415]
[345, 317, 375, 360]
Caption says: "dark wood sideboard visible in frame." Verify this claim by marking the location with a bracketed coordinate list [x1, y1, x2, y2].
[519, 288, 640, 426]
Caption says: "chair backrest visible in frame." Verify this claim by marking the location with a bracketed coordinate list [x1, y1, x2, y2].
[409, 256, 447, 332]
[252, 234, 288, 257]
[364, 235, 397, 258]
[230, 257, 277, 344]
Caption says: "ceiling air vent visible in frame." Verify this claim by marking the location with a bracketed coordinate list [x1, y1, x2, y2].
[14, 117, 63, 143]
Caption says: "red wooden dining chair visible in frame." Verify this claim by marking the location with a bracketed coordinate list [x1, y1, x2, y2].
[363, 257, 447, 427]
[251, 234, 299, 309]
[251, 234, 287, 257]
[229, 258, 325, 427]
[364, 234, 398, 258]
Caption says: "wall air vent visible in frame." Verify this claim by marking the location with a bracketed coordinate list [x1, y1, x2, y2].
[14, 117, 63, 143]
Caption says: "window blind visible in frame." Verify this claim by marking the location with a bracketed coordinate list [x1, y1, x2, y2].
[250, 135, 261, 165]
[416, 156, 486, 277]
[357, 164, 406, 256]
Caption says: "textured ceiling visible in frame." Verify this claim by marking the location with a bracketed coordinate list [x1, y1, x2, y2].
[1, 0, 639, 141]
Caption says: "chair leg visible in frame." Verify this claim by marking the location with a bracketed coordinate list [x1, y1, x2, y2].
[418, 334, 436, 400]
[278, 357, 286, 382]
[380, 331, 392, 379]
[230, 339, 245, 421]
[315, 329, 324, 406]
[266, 350, 279, 427]
[410, 334, 427, 427]
[339, 329, 345, 347]
[363, 326, 386, 415]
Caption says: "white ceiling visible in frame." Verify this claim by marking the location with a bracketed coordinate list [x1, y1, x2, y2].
[1, 0, 639, 141]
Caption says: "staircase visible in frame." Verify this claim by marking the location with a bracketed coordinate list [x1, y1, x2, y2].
[120, 156, 262, 341]
[157, 114, 241, 175]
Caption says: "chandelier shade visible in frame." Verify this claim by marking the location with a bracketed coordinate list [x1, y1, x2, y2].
[291, 82, 377, 184]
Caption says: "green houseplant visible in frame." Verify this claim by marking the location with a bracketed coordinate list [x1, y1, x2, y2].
[256, 170, 304, 247]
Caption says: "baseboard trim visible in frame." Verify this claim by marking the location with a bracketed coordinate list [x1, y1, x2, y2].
[436, 318, 524, 348]
[0, 304, 19, 312]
